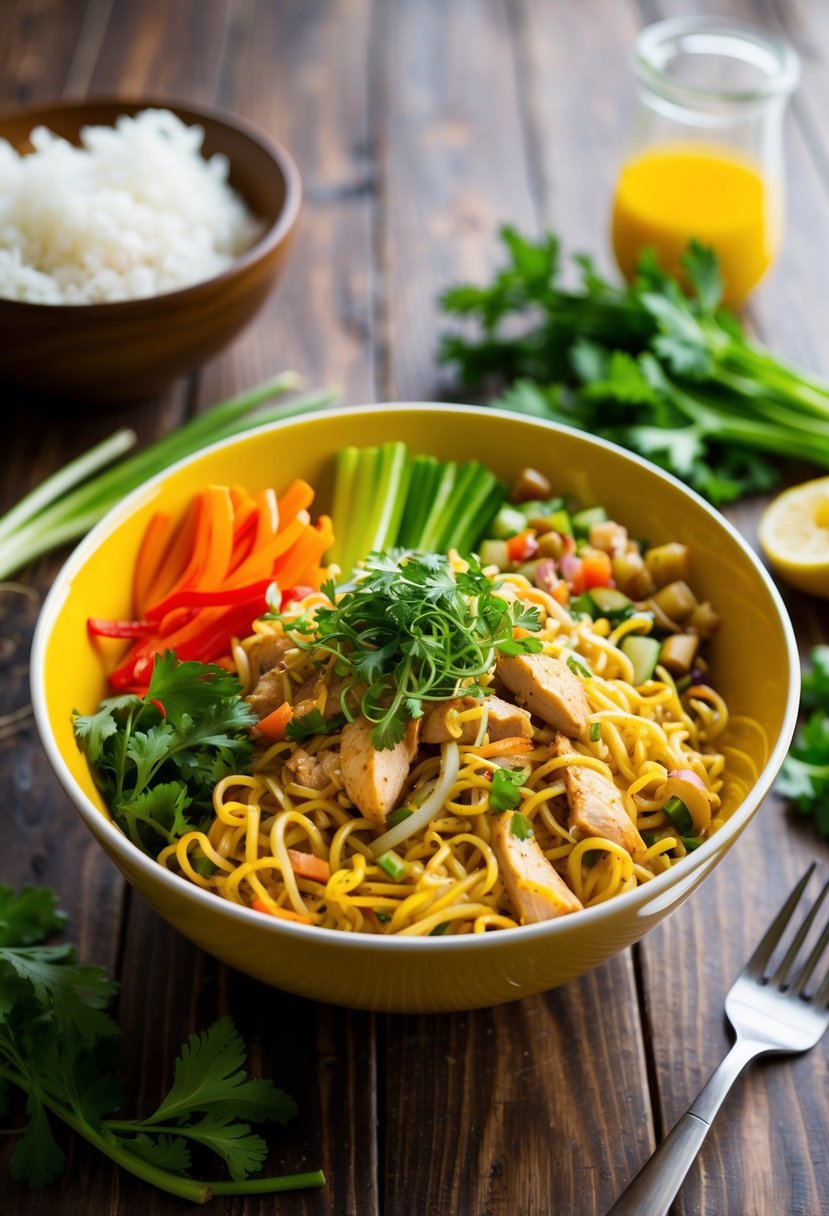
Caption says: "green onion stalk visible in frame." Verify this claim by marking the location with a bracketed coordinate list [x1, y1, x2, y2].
[0, 373, 337, 581]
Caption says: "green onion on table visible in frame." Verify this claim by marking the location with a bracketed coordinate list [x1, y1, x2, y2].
[0, 372, 336, 581]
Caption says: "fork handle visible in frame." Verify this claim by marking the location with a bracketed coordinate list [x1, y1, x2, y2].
[606, 1037, 762, 1216]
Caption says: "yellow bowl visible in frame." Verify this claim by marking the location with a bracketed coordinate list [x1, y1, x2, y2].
[31, 405, 800, 1011]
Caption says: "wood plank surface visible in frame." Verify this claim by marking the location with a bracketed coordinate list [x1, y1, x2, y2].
[2, 2, 828, 1215]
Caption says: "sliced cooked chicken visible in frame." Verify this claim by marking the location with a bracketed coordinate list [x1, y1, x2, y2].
[282, 747, 340, 791]
[340, 717, 420, 825]
[247, 633, 295, 685]
[492, 810, 583, 922]
[496, 653, 590, 737]
[420, 694, 532, 745]
[552, 733, 646, 861]
[246, 668, 289, 719]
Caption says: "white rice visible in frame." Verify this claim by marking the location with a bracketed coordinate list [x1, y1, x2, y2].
[0, 108, 265, 305]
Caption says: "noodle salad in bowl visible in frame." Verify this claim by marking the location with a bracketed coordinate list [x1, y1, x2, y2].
[33, 405, 798, 1010]
[72, 448, 756, 937]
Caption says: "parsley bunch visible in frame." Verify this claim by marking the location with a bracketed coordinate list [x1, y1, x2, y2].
[0, 886, 323, 1201]
[440, 227, 829, 505]
[291, 551, 542, 749]
[73, 652, 257, 855]
[778, 646, 829, 835]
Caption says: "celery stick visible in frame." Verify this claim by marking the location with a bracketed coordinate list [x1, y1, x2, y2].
[397, 455, 440, 548]
[455, 479, 506, 554]
[416, 462, 459, 551]
[328, 446, 360, 568]
[442, 465, 506, 553]
[340, 447, 380, 574]
[371, 442, 411, 550]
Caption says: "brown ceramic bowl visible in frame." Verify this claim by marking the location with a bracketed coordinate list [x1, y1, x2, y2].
[0, 98, 301, 403]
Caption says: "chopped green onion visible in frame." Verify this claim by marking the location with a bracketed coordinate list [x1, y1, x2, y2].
[566, 655, 592, 679]
[589, 721, 601, 743]
[680, 835, 703, 852]
[489, 766, 525, 812]
[375, 911, 392, 923]
[386, 807, 413, 829]
[509, 812, 534, 840]
[663, 795, 693, 835]
[429, 922, 450, 936]
[377, 850, 407, 881]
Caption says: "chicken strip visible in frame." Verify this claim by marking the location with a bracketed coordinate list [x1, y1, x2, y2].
[552, 733, 646, 861]
[496, 653, 590, 737]
[282, 747, 340, 791]
[420, 695, 532, 745]
[492, 810, 583, 923]
[340, 717, 420, 826]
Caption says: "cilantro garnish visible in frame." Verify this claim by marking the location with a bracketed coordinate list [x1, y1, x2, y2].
[285, 708, 346, 743]
[292, 551, 542, 749]
[0, 886, 323, 1199]
[73, 652, 257, 855]
[778, 646, 829, 835]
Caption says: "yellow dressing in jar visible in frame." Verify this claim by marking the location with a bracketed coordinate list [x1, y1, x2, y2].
[612, 144, 772, 306]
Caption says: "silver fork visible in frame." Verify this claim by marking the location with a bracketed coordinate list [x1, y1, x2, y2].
[608, 862, 829, 1216]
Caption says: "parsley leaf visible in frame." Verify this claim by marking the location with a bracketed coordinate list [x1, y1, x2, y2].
[73, 654, 257, 855]
[0, 885, 323, 1199]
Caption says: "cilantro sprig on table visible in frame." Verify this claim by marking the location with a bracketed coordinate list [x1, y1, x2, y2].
[0, 886, 323, 1201]
[288, 551, 542, 749]
[73, 652, 257, 855]
[778, 646, 829, 835]
[440, 227, 829, 505]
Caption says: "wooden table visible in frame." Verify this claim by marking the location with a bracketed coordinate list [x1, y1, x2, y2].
[3, 2, 828, 1213]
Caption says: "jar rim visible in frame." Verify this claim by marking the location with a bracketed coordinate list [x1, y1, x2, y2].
[634, 16, 801, 106]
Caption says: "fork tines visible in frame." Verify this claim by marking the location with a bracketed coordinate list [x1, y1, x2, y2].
[746, 862, 829, 1003]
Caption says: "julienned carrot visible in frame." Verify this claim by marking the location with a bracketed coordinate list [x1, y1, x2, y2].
[98, 477, 334, 693]
[140, 496, 199, 611]
[287, 849, 331, 883]
[277, 479, 314, 525]
[251, 897, 312, 924]
[256, 701, 293, 742]
[473, 737, 536, 758]
[132, 510, 174, 617]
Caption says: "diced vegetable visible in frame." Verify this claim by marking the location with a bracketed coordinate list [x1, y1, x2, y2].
[377, 849, 408, 881]
[660, 633, 701, 676]
[506, 529, 540, 563]
[511, 467, 552, 502]
[662, 795, 693, 835]
[651, 580, 698, 622]
[256, 701, 294, 742]
[585, 587, 634, 617]
[644, 543, 691, 588]
[664, 769, 712, 833]
[479, 538, 510, 569]
[571, 505, 608, 538]
[620, 634, 661, 685]
[491, 505, 528, 539]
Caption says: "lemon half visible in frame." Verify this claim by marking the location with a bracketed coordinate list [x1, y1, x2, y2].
[758, 476, 829, 597]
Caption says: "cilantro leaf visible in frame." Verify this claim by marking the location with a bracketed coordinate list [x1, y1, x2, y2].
[74, 655, 257, 856]
[285, 708, 346, 742]
[146, 1017, 297, 1125]
[10, 1095, 66, 1188]
[0, 885, 319, 1199]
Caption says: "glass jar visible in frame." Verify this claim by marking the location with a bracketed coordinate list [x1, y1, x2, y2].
[611, 16, 800, 306]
